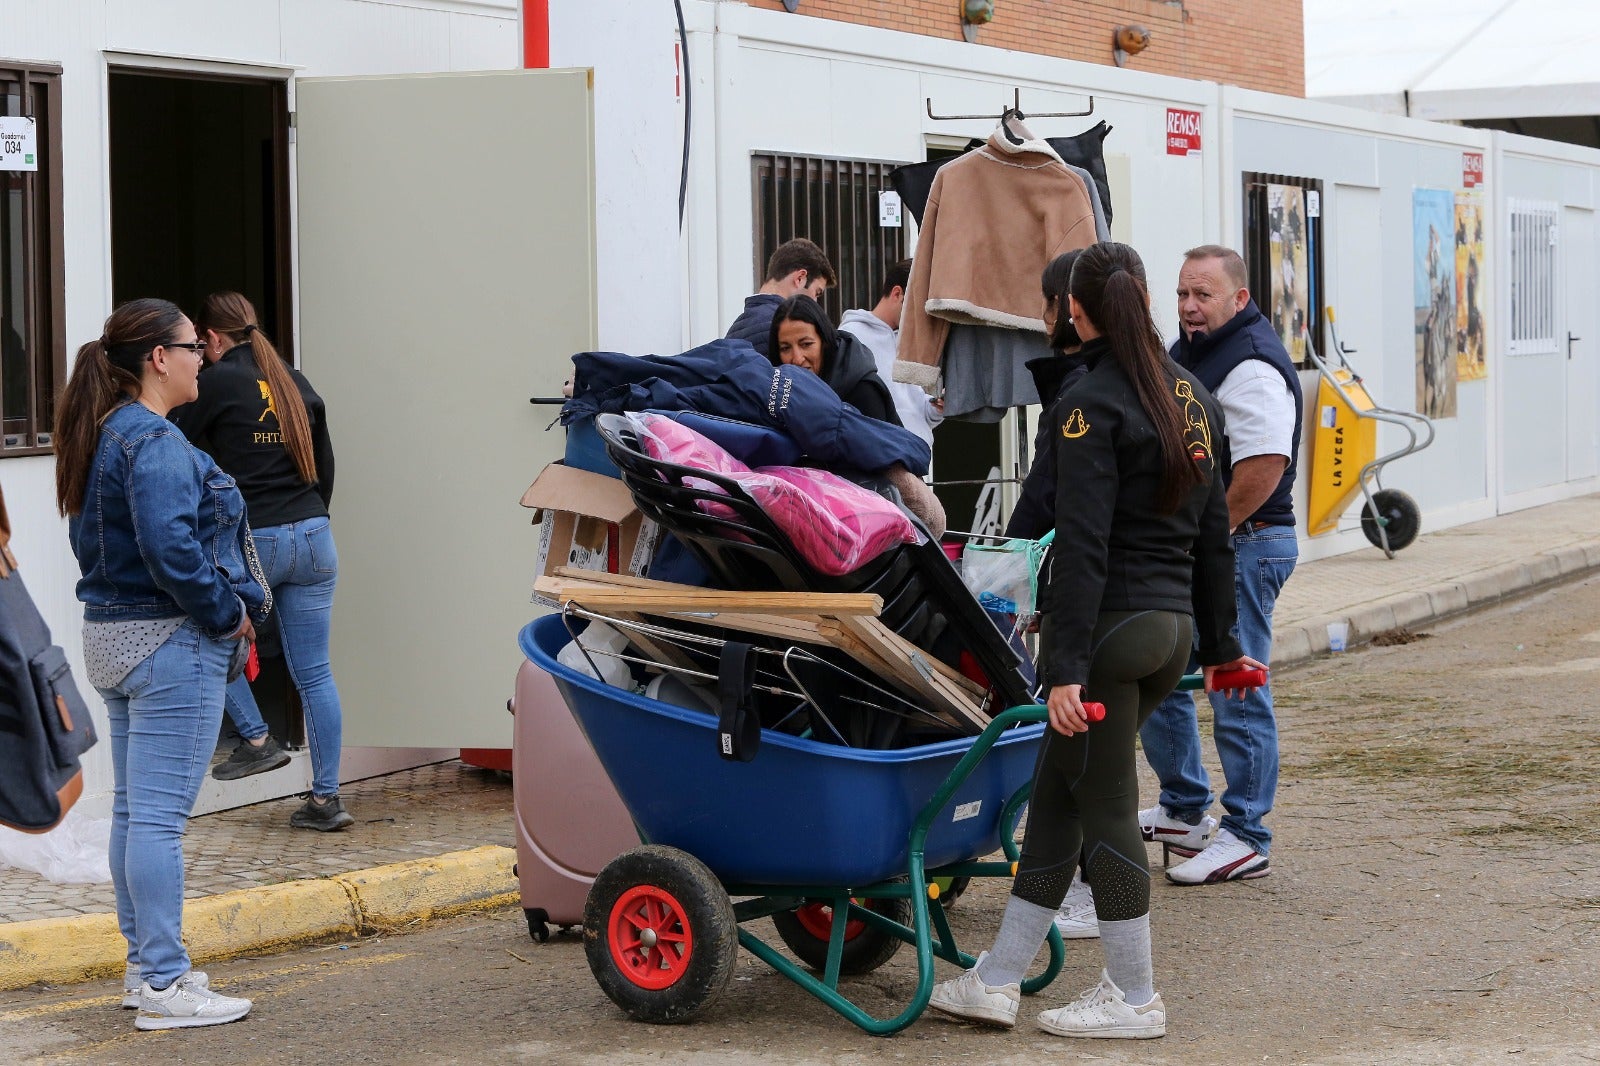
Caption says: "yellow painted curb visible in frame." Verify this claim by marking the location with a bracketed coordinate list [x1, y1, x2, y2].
[338, 845, 519, 929]
[0, 845, 518, 992]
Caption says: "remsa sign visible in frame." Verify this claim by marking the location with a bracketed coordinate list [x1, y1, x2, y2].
[1167, 108, 1202, 156]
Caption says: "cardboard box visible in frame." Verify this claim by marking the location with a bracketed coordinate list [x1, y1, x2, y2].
[521, 462, 659, 608]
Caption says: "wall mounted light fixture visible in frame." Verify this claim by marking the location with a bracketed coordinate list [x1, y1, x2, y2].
[961, 0, 995, 44]
[1113, 24, 1151, 66]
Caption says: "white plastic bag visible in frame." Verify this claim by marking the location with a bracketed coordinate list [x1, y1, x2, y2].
[557, 621, 636, 689]
[960, 538, 1043, 617]
[0, 807, 112, 884]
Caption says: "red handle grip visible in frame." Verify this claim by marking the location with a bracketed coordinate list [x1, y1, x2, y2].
[245, 644, 261, 683]
[1082, 701, 1105, 722]
[1207, 667, 1267, 691]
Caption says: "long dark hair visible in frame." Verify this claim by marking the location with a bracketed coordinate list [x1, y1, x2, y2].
[54, 299, 189, 516]
[1040, 250, 1083, 353]
[1070, 242, 1203, 513]
[197, 292, 316, 485]
[768, 295, 838, 374]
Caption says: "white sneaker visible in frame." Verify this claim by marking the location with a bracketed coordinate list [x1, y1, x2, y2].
[1138, 804, 1217, 857]
[1165, 827, 1269, 885]
[1053, 877, 1099, 940]
[135, 972, 251, 1030]
[123, 964, 207, 1009]
[1036, 970, 1166, 1039]
[927, 951, 1020, 1028]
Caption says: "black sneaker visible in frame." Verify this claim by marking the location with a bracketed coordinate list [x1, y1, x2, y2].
[211, 736, 292, 781]
[290, 794, 355, 832]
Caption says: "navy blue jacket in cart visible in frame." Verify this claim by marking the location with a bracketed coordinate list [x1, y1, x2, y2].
[1169, 300, 1303, 528]
[564, 339, 932, 477]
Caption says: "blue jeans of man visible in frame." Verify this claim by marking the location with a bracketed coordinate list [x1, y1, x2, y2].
[100, 621, 233, 989]
[1138, 524, 1298, 856]
[223, 518, 344, 798]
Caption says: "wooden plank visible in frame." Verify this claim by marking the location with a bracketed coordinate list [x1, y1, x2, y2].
[535, 575, 881, 618]
[861, 619, 989, 700]
[836, 618, 989, 731]
[606, 611, 702, 674]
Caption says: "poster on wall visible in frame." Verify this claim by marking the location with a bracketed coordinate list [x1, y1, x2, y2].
[1454, 191, 1487, 382]
[1413, 187, 1458, 419]
[1266, 184, 1310, 364]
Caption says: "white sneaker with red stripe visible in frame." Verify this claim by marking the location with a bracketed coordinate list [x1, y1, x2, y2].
[1138, 804, 1217, 860]
[1164, 828, 1269, 885]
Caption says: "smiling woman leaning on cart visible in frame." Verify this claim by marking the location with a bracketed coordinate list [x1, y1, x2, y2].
[927, 242, 1263, 1040]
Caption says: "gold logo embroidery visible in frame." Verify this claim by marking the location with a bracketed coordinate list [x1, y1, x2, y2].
[1061, 409, 1090, 438]
[257, 380, 278, 424]
[1175, 379, 1212, 460]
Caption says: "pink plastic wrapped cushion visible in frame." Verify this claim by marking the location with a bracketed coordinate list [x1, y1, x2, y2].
[624, 412, 919, 576]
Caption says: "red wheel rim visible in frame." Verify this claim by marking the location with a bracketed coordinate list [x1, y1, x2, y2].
[793, 900, 866, 942]
[607, 885, 694, 990]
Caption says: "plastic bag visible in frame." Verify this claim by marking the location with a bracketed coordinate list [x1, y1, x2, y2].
[0, 807, 112, 883]
[557, 621, 636, 690]
[961, 537, 1047, 617]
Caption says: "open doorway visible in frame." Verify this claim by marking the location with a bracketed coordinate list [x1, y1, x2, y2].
[108, 68, 300, 802]
[107, 68, 291, 348]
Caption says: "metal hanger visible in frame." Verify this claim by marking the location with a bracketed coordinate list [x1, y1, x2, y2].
[925, 87, 1095, 123]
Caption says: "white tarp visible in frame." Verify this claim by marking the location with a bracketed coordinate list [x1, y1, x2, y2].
[1306, 0, 1600, 120]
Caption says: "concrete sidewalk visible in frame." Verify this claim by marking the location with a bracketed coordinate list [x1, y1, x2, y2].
[1, 492, 1596, 990]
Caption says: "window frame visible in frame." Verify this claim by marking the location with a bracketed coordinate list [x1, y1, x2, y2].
[0, 59, 65, 458]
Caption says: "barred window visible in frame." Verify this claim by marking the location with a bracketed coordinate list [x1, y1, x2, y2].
[0, 62, 63, 456]
[751, 153, 909, 322]
[1507, 199, 1558, 355]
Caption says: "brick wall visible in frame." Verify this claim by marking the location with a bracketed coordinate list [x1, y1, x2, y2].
[737, 0, 1305, 98]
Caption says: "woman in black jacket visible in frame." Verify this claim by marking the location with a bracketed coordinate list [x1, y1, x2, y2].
[171, 292, 351, 832]
[927, 243, 1263, 1040]
[767, 295, 902, 426]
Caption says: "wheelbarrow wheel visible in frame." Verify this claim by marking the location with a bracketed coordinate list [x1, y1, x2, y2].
[584, 845, 739, 1024]
[1361, 489, 1421, 552]
[771, 884, 909, 976]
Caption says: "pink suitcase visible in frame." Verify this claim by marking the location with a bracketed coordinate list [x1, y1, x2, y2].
[512, 657, 639, 941]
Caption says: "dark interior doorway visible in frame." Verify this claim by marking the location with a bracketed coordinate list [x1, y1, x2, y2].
[107, 69, 291, 352]
[108, 68, 300, 759]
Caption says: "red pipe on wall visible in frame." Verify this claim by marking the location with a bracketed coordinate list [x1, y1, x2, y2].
[523, 0, 549, 68]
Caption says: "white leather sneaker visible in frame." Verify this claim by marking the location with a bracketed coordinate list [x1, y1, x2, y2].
[1037, 970, 1166, 1039]
[135, 972, 250, 1030]
[927, 952, 1021, 1028]
[1165, 827, 1270, 885]
[1138, 804, 1217, 858]
[1052, 876, 1099, 940]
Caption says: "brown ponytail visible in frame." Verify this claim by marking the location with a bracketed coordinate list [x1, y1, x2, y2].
[1069, 242, 1204, 513]
[198, 292, 316, 485]
[54, 299, 188, 516]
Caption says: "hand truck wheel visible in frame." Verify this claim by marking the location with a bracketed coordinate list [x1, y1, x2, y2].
[584, 845, 739, 1024]
[1360, 489, 1421, 552]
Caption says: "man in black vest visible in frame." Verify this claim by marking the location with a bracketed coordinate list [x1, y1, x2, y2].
[1139, 245, 1303, 884]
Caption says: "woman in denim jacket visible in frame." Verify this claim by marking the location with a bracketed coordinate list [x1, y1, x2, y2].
[54, 298, 268, 1032]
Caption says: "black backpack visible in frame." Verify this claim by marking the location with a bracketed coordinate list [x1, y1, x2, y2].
[0, 481, 96, 832]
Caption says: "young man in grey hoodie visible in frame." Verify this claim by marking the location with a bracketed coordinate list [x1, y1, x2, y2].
[838, 260, 944, 449]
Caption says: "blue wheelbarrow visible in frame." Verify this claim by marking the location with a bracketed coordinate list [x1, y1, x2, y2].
[522, 613, 1067, 1035]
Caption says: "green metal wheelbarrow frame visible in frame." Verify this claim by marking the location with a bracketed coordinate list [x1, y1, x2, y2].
[715, 674, 1205, 1036]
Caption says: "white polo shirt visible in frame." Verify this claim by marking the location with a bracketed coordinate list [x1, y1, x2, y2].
[1213, 360, 1296, 463]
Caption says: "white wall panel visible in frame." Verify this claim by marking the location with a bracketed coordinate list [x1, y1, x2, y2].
[282, 0, 452, 77]
[447, 11, 518, 71]
[105, 0, 282, 64]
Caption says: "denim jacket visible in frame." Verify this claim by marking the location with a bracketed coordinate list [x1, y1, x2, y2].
[69, 401, 270, 639]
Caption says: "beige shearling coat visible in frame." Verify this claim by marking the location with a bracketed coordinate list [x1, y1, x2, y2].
[893, 124, 1098, 390]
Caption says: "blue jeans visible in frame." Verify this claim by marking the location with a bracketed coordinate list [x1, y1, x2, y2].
[223, 518, 344, 798]
[99, 620, 233, 989]
[1139, 524, 1298, 855]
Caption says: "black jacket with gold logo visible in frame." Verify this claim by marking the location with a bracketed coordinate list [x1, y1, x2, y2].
[171, 346, 334, 530]
[1040, 337, 1241, 688]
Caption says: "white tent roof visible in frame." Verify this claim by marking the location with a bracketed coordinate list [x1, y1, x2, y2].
[1306, 0, 1600, 120]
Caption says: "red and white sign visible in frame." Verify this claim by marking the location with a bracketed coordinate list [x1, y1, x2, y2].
[1166, 108, 1202, 156]
[1462, 151, 1484, 187]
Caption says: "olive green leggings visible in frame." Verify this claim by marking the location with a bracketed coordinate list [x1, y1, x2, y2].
[1013, 609, 1193, 922]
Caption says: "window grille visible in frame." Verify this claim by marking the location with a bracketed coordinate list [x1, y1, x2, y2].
[0, 63, 64, 457]
[751, 153, 909, 322]
[1508, 199, 1558, 356]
